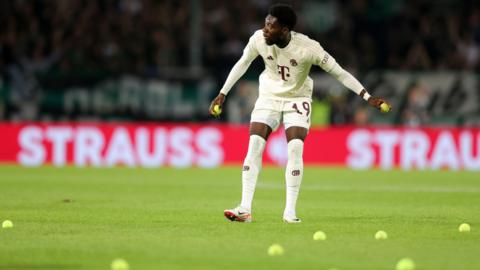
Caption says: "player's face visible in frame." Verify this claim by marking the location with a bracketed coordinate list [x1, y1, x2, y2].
[263, 15, 285, 46]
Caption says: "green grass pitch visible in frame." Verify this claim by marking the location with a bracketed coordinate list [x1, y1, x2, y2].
[0, 165, 479, 270]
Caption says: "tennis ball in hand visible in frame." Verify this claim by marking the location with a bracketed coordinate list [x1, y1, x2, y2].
[212, 104, 222, 116]
[313, 231, 326, 241]
[396, 258, 415, 270]
[2, 220, 13, 229]
[267, 244, 284, 256]
[459, 223, 471, 232]
[380, 102, 391, 113]
[111, 258, 129, 270]
[375, 230, 388, 240]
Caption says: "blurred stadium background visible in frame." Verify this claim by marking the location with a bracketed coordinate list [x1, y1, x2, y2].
[1, 1, 480, 270]
[1, 0, 480, 169]
[1, 0, 480, 125]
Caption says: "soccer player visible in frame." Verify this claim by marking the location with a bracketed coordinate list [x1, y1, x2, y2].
[209, 4, 390, 223]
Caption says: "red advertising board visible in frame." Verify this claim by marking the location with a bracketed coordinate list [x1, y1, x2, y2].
[0, 123, 479, 170]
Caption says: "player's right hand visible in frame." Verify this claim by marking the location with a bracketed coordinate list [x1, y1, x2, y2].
[209, 93, 226, 116]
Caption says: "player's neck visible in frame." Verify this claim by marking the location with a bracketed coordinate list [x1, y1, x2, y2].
[276, 32, 291, 49]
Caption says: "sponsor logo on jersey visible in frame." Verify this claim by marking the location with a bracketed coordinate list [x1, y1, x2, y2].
[290, 59, 298, 66]
[277, 65, 290, 81]
[321, 54, 330, 65]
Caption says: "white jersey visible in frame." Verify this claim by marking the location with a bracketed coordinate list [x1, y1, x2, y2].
[220, 30, 366, 101]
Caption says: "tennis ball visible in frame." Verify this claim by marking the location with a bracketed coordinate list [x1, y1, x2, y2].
[111, 258, 129, 270]
[212, 104, 222, 116]
[396, 258, 415, 270]
[375, 230, 388, 240]
[380, 102, 390, 113]
[459, 223, 471, 232]
[2, 220, 13, 229]
[267, 244, 284, 256]
[313, 231, 326, 241]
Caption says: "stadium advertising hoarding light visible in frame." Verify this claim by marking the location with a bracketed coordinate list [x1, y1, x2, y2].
[0, 123, 479, 170]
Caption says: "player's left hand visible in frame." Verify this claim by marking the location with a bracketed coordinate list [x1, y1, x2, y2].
[368, 97, 391, 111]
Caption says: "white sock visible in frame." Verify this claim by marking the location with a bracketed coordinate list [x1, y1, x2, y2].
[240, 135, 266, 212]
[284, 139, 304, 218]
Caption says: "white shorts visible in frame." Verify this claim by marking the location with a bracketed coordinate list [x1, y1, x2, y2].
[250, 97, 312, 131]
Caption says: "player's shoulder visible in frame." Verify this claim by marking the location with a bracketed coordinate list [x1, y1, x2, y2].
[246, 29, 266, 48]
[292, 31, 313, 42]
[251, 29, 264, 41]
[292, 31, 324, 51]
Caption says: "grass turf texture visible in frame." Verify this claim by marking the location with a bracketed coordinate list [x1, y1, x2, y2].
[0, 166, 479, 270]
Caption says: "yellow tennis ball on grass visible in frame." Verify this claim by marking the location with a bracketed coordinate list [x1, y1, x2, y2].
[313, 230, 326, 241]
[396, 258, 415, 270]
[459, 223, 471, 232]
[375, 230, 388, 240]
[267, 244, 284, 256]
[111, 258, 129, 270]
[2, 220, 13, 229]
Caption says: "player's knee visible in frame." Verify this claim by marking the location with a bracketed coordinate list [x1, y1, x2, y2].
[250, 122, 273, 140]
[285, 126, 308, 141]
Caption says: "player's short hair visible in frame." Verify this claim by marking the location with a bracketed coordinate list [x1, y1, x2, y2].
[268, 4, 297, 30]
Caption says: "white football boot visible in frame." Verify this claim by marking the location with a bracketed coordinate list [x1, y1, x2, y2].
[283, 212, 302, 223]
[224, 206, 252, 223]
